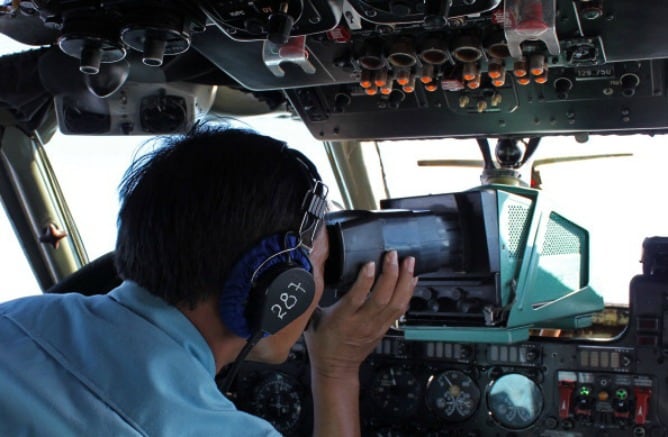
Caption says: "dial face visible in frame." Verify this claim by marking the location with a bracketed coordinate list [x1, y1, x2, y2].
[426, 370, 481, 421]
[370, 365, 421, 417]
[487, 374, 544, 430]
[252, 373, 303, 435]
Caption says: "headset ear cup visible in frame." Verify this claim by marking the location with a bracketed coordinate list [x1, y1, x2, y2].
[246, 264, 315, 335]
[219, 233, 314, 339]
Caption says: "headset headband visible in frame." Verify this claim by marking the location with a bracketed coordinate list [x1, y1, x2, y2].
[248, 147, 328, 283]
[283, 147, 328, 252]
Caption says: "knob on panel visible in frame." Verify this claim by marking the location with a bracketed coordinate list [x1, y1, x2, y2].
[58, 17, 126, 75]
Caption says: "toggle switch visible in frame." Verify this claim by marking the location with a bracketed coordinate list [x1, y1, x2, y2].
[634, 387, 651, 425]
[558, 381, 575, 419]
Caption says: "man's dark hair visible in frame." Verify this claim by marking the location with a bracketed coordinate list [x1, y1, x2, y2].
[114, 124, 317, 307]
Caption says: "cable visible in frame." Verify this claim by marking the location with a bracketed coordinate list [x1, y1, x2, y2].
[218, 331, 264, 394]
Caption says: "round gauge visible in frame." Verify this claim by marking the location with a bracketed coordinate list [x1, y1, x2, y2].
[251, 373, 303, 435]
[425, 370, 480, 421]
[487, 373, 544, 430]
[370, 365, 421, 416]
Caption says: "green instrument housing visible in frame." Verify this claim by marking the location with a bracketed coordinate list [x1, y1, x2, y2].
[385, 185, 605, 344]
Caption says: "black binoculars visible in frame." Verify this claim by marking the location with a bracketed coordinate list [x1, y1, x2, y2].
[324, 210, 462, 293]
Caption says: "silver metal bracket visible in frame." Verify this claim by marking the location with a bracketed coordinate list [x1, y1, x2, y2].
[262, 36, 316, 78]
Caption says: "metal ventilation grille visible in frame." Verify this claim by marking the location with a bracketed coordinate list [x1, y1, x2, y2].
[506, 203, 530, 257]
[542, 213, 586, 255]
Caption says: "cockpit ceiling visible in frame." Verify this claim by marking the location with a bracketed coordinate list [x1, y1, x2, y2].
[1, 0, 668, 139]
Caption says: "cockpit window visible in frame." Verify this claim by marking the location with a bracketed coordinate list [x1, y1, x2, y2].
[0, 207, 40, 301]
[0, 117, 343, 302]
[2, 127, 662, 306]
[0, 34, 32, 56]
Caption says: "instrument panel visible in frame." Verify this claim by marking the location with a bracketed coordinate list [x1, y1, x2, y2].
[223, 272, 668, 436]
[6, 0, 668, 138]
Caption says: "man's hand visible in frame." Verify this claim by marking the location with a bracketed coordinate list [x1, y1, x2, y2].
[305, 250, 416, 437]
[305, 250, 417, 379]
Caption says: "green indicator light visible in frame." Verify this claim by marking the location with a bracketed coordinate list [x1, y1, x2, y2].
[579, 386, 591, 396]
[615, 388, 628, 400]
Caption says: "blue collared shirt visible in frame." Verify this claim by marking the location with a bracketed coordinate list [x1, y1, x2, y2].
[0, 281, 281, 436]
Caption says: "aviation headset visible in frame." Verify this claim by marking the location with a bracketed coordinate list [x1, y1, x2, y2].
[218, 146, 328, 343]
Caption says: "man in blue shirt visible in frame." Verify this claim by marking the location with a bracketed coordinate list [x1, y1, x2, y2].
[0, 126, 417, 436]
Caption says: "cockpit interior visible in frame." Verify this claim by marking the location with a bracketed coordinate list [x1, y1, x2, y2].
[1, 0, 667, 435]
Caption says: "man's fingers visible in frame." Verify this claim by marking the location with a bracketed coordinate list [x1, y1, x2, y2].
[367, 251, 400, 307]
[339, 261, 376, 312]
[364, 254, 416, 325]
[380, 260, 417, 325]
[337, 253, 416, 322]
